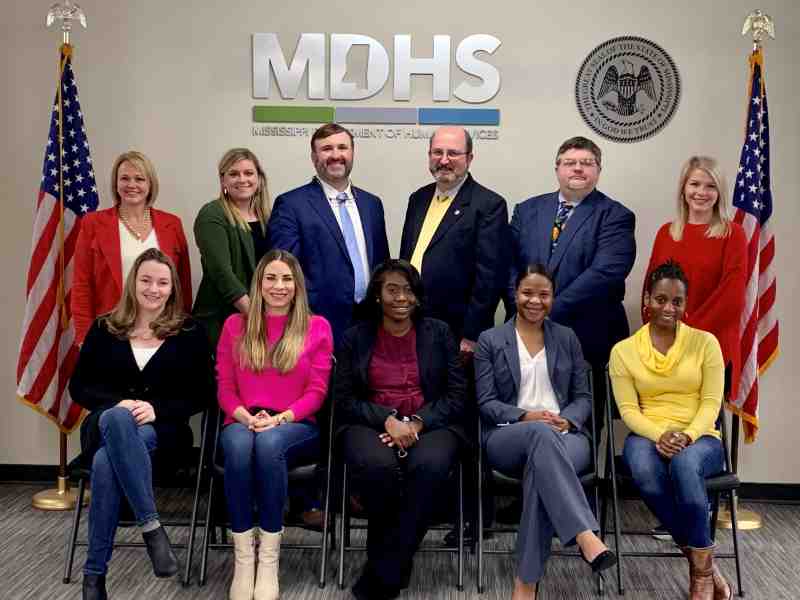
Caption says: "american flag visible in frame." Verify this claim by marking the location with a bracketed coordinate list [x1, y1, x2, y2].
[16, 45, 99, 433]
[731, 47, 778, 443]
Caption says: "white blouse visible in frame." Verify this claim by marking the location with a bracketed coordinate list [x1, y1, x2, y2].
[130, 344, 158, 371]
[515, 330, 560, 414]
[119, 221, 158, 283]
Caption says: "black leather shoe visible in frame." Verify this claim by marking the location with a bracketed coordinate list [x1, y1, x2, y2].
[580, 548, 618, 574]
[352, 567, 400, 600]
[142, 526, 179, 577]
[82, 574, 108, 600]
[443, 521, 493, 548]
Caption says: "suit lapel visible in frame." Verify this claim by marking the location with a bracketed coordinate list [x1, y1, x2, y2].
[537, 193, 558, 266]
[96, 209, 123, 295]
[427, 174, 473, 249]
[305, 179, 349, 259]
[407, 184, 436, 251]
[352, 187, 373, 265]
[542, 319, 559, 395]
[502, 319, 521, 394]
[548, 192, 596, 272]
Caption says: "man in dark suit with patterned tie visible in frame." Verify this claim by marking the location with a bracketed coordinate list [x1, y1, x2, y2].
[269, 123, 390, 346]
[508, 136, 636, 433]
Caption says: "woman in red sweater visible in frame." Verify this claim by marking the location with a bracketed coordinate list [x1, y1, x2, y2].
[216, 249, 333, 600]
[643, 156, 747, 401]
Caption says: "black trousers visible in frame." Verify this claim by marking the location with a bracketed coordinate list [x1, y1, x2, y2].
[341, 424, 460, 588]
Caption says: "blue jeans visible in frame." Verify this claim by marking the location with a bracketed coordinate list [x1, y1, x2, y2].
[85, 407, 159, 576]
[221, 421, 320, 533]
[623, 433, 724, 548]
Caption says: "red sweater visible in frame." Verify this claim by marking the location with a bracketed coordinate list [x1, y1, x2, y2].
[642, 222, 747, 399]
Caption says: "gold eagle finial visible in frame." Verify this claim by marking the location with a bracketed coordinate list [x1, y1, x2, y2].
[742, 10, 775, 47]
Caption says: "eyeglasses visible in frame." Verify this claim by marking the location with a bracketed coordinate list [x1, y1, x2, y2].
[429, 149, 468, 159]
[558, 158, 598, 168]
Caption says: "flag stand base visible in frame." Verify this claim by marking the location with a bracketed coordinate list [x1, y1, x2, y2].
[32, 475, 89, 511]
[717, 508, 762, 530]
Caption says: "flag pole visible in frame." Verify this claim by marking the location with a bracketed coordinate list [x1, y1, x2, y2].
[717, 8, 776, 531]
[32, 0, 89, 512]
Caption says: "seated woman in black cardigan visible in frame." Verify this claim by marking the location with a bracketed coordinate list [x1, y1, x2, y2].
[475, 263, 616, 600]
[69, 248, 212, 600]
[336, 259, 465, 600]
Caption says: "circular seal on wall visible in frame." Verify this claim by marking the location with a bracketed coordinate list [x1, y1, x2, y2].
[575, 36, 681, 143]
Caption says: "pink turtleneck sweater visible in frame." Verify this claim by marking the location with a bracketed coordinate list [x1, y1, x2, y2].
[216, 312, 333, 425]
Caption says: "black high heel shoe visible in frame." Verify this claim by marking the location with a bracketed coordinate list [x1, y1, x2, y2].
[580, 548, 618, 574]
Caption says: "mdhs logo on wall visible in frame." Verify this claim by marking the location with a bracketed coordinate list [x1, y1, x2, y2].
[575, 36, 681, 143]
[251, 33, 502, 136]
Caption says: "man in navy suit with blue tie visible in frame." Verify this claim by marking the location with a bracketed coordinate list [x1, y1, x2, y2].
[509, 136, 635, 433]
[269, 123, 390, 345]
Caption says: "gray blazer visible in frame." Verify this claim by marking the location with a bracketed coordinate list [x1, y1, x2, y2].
[474, 317, 592, 435]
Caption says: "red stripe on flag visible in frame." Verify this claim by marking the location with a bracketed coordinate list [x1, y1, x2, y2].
[26, 195, 62, 295]
[759, 237, 775, 272]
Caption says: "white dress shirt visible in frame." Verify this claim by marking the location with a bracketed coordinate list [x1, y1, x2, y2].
[515, 330, 560, 414]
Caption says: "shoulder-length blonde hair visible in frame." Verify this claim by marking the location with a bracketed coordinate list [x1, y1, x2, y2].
[238, 249, 311, 373]
[217, 148, 271, 234]
[669, 156, 732, 240]
[110, 151, 159, 207]
[101, 248, 187, 339]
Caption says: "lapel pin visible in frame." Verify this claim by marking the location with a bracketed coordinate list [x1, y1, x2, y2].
[454, 209, 461, 216]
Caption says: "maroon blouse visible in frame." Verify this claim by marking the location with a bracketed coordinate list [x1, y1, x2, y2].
[368, 326, 424, 417]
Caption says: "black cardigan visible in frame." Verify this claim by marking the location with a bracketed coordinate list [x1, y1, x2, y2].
[335, 318, 465, 436]
[69, 317, 214, 457]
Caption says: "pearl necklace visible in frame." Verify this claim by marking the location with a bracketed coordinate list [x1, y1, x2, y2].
[118, 207, 152, 241]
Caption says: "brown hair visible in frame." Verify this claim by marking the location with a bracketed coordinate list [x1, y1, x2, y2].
[310, 123, 354, 151]
[217, 148, 271, 233]
[555, 136, 602, 168]
[101, 248, 188, 339]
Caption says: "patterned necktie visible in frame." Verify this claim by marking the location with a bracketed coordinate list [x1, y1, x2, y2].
[336, 192, 367, 302]
[550, 201, 574, 252]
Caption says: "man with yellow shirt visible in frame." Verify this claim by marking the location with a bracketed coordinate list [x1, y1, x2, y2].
[400, 126, 509, 546]
[399, 126, 508, 351]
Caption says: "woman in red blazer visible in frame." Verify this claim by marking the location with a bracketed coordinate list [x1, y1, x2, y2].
[643, 156, 747, 401]
[72, 151, 192, 344]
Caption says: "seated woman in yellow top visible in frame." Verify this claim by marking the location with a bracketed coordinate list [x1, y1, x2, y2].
[609, 260, 730, 600]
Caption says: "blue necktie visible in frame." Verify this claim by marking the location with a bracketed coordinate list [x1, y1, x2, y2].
[550, 201, 574, 252]
[336, 192, 367, 302]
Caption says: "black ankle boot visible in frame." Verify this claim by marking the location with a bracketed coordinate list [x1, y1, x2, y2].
[82, 574, 108, 600]
[142, 526, 178, 577]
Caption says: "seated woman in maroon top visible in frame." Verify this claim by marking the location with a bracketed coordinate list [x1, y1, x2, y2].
[336, 259, 465, 600]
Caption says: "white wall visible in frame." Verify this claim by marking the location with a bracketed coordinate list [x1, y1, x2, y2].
[2, 0, 798, 483]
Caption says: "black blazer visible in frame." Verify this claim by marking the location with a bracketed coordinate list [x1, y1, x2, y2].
[335, 318, 465, 437]
[399, 174, 509, 342]
[69, 317, 214, 459]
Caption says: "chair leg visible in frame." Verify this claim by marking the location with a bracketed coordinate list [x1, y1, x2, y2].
[319, 459, 334, 589]
[183, 460, 205, 586]
[477, 454, 484, 594]
[338, 463, 348, 590]
[199, 476, 216, 586]
[457, 461, 464, 592]
[62, 477, 86, 584]
[728, 490, 745, 597]
[608, 457, 624, 595]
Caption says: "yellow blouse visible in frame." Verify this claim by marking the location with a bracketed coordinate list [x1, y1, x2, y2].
[609, 322, 724, 443]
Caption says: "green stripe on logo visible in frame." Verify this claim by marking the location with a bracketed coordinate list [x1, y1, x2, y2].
[253, 106, 335, 123]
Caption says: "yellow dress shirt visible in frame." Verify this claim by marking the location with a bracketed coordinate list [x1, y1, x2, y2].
[409, 193, 454, 273]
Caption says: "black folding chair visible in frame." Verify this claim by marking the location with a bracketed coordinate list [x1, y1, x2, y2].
[62, 409, 208, 587]
[195, 360, 337, 589]
[600, 367, 744, 597]
[476, 366, 622, 596]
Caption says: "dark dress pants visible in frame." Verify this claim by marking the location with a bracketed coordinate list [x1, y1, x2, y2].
[341, 424, 460, 588]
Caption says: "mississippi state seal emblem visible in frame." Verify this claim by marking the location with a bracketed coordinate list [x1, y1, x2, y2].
[575, 36, 681, 143]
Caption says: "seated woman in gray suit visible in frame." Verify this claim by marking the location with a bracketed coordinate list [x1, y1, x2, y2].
[475, 263, 616, 599]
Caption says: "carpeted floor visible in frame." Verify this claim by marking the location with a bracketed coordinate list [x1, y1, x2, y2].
[1, 482, 798, 599]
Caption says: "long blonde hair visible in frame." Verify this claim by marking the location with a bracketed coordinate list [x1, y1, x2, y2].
[669, 156, 732, 241]
[217, 148, 271, 233]
[102, 248, 187, 339]
[238, 250, 311, 373]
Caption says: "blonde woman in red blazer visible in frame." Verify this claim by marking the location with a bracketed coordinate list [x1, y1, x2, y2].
[72, 151, 193, 344]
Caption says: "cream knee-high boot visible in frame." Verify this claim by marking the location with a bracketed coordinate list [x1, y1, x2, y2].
[254, 528, 282, 600]
[230, 529, 256, 600]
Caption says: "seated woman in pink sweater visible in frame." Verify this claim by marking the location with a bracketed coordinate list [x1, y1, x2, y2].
[216, 249, 333, 600]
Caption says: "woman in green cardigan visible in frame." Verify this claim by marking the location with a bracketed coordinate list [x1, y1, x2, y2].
[193, 148, 271, 351]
